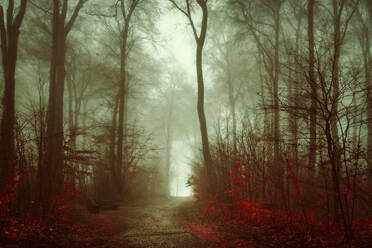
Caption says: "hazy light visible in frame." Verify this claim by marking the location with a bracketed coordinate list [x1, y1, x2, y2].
[170, 141, 193, 197]
[157, 8, 195, 75]
[156, 5, 196, 198]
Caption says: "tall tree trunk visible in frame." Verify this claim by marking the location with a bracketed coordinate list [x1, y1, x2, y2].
[308, 0, 317, 177]
[0, 0, 27, 190]
[289, 2, 302, 170]
[116, 0, 139, 197]
[116, 33, 127, 196]
[330, 0, 343, 224]
[66, 66, 76, 187]
[327, 1, 357, 239]
[34, 77, 46, 215]
[44, 22, 67, 215]
[355, 3, 372, 174]
[258, 53, 268, 199]
[169, 0, 214, 190]
[366, 40, 372, 174]
[196, 0, 214, 189]
[41, 0, 86, 216]
[360, 19, 372, 172]
[273, 2, 282, 192]
[110, 94, 119, 196]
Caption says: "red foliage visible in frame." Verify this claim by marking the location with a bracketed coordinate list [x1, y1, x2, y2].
[0, 167, 28, 241]
[0, 171, 87, 246]
[0, 160, 122, 247]
[183, 221, 219, 243]
[191, 161, 372, 247]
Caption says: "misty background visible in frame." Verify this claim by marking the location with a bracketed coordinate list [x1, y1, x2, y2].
[0, 2, 372, 245]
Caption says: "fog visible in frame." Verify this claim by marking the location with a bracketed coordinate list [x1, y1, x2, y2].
[0, 0, 371, 247]
[169, 141, 193, 197]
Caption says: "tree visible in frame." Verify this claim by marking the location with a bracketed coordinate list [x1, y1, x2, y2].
[89, 0, 159, 196]
[41, 0, 88, 216]
[169, 0, 215, 190]
[231, 0, 283, 191]
[307, 0, 317, 175]
[309, 0, 359, 238]
[0, 0, 27, 190]
[282, 0, 304, 172]
[116, 0, 141, 196]
[355, 3, 372, 170]
[91, 0, 142, 196]
[207, 8, 249, 154]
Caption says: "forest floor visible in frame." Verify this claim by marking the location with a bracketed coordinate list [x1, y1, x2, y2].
[101, 196, 207, 248]
[97, 196, 271, 248]
[2, 197, 207, 248]
[2, 196, 273, 248]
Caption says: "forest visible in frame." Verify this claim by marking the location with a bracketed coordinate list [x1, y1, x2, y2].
[0, 0, 372, 247]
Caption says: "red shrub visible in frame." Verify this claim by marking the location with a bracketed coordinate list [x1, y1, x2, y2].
[192, 161, 372, 247]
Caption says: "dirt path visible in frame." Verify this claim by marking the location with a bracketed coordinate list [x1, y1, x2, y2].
[102, 197, 207, 248]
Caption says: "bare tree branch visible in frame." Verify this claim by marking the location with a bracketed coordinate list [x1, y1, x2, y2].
[169, 0, 198, 41]
[0, 6, 8, 69]
[65, 0, 88, 34]
[13, 0, 27, 29]
[29, 0, 52, 15]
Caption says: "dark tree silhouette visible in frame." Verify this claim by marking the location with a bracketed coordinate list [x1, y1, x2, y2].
[169, 0, 215, 190]
[0, 0, 27, 190]
[41, 0, 88, 216]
